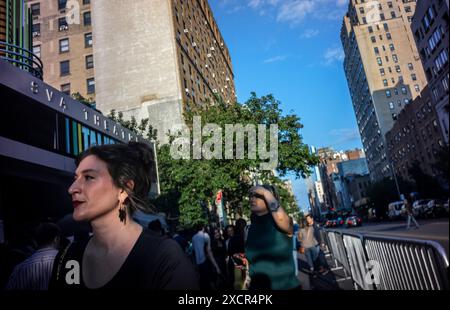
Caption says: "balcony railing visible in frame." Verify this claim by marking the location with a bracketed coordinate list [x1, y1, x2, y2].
[0, 41, 43, 80]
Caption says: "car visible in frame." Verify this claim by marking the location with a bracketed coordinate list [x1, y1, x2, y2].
[412, 199, 432, 218]
[388, 201, 406, 219]
[345, 216, 362, 227]
[335, 217, 345, 227]
[426, 199, 446, 218]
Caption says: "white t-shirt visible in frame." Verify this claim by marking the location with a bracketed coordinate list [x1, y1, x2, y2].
[192, 231, 210, 265]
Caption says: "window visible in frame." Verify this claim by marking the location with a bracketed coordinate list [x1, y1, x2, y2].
[58, 0, 67, 10]
[85, 54, 94, 69]
[33, 45, 41, 58]
[392, 113, 397, 120]
[404, 98, 410, 104]
[380, 13, 385, 20]
[405, 6, 411, 13]
[407, 63, 414, 70]
[398, 75, 403, 83]
[411, 73, 417, 81]
[434, 49, 449, 72]
[371, 36, 376, 43]
[84, 33, 93, 47]
[59, 38, 69, 53]
[362, 17, 367, 24]
[414, 84, 420, 92]
[432, 87, 439, 101]
[394, 88, 399, 95]
[83, 0, 90, 4]
[83, 11, 91, 26]
[58, 17, 68, 30]
[368, 26, 373, 33]
[87, 78, 95, 94]
[389, 43, 395, 51]
[374, 47, 379, 54]
[31, 3, 40, 16]
[60, 60, 70, 76]
[390, 11, 396, 18]
[386, 32, 391, 40]
[32, 23, 40, 35]
[389, 102, 394, 109]
[392, 54, 398, 63]
[383, 23, 389, 31]
[359, 7, 365, 14]
[377, 57, 382, 66]
[442, 75, 449, 92]
[388, 67, 392, 73]
[395, 65, 401, 73]
[428, 28, 442, 52]
[386, 90, 391, 98]
[387, 1, 393, 8]
[383, 79, 388, 86]
[61, 83, 70, 95]
[401, 86, 407, 94]
[380, 68, 385, 76]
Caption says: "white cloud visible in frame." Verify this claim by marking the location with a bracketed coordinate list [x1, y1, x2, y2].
[336, 0, 348, 6]
[263, 55, 287, 63]
[248, 0, 264, 8]
[300, 29, 320, 39]
[323, 47, 344, 65]
[329, 128, 360, 145]
[277, 0, 315, 24]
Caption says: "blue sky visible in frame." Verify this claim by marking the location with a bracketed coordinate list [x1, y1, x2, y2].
[209, 0, 363, 211]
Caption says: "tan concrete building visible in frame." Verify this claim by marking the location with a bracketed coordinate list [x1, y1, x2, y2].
[341, 0, 428, 181]
[91, 0, 236, 142]
[26, 0, 95, 100]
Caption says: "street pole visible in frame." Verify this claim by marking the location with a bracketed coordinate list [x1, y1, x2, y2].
[389, 159, 402, 200]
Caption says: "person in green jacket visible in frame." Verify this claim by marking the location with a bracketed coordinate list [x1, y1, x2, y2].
[245, 184, 301, 290]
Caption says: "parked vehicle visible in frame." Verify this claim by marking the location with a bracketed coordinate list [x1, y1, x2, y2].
[335, 217, 345, 227]
[388, 201, 406, 219]
[345, 216, 362, 227]
[412, 199, 432, 218]
[426, 199, 446, 217]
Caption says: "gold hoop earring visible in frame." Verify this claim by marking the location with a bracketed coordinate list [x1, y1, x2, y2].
[118, 201, 127, 224]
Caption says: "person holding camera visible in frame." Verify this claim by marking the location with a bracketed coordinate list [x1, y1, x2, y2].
[245, 185, 301, 290]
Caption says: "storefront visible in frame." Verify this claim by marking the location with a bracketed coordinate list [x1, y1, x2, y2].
[0, 60, 159, 245]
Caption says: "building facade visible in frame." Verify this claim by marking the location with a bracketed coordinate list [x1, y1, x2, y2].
[91, 0, 236, 142]
[26, 0, 95, 100]
[385, 86, 446, 183]
[341, 0, 428, 181]
[411, 0, 449, 144]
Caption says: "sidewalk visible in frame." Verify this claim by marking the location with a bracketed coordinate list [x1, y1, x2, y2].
[297, 252, 354, 290]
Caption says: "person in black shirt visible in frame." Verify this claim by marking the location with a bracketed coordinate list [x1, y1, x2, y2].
[50, 142, 199, 289]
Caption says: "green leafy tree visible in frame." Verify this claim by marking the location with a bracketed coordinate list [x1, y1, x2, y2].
[71, 92, 95, 109]
[156, 93, 318, 227]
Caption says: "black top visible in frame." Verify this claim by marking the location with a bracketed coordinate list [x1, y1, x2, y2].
[49, 229, 199, 290]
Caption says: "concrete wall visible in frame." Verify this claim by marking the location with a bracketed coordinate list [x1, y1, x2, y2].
[92, 0, 183, 143]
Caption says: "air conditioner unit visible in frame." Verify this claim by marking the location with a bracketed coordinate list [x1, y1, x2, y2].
[207, 53, 212, 58]
[205, 64, 208, 68]
[59, 25, 68, 31]
[212, 73, 215, 78]
[32, 32, 40, 37]
[213, 89, 218, 93]
[224, 85, 228, 89]
[183, 28, 189, 33]
[204, 20, 208, 25]
[210, 46, 215, 51]
[225, 77, 230, 81]
[192, 42, 197, 47]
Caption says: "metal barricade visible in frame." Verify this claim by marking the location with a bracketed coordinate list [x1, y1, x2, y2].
[326, 231, 352, 281]
[364, 235, 449, 290]
[342, 234, 373, 290]
[323, 228, 449, 290]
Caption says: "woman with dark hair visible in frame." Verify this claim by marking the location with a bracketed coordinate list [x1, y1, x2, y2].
[50, 142, 198, 289]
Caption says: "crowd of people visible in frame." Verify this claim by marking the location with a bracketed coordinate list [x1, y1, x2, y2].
[0, 142, 329, 290]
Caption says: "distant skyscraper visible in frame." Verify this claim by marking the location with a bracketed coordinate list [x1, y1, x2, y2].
[341, 0, 428, 181]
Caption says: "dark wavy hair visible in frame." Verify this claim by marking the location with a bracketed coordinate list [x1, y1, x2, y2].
[75, 141, 156, 214]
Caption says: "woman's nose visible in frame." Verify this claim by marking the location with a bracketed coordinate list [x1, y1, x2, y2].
[68, 179, 80, 195]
